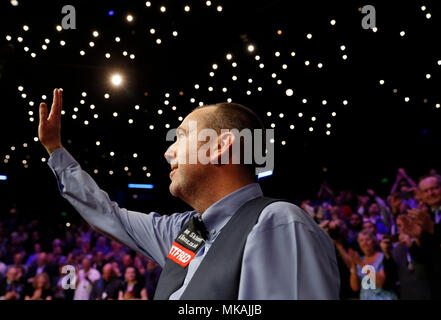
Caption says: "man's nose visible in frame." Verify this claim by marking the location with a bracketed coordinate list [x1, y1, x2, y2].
[164, 144, 176, 164]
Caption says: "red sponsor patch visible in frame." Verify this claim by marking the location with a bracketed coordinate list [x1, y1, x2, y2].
[167, 242, 196, 268]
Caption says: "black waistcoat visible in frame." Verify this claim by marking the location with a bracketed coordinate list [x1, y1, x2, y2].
[153, 196, 282, 300]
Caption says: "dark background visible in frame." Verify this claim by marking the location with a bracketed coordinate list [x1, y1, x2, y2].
[0, 0, 440, 224]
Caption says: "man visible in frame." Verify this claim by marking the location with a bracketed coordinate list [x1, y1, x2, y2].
[73, 257, 101, 300]
[89, 263, 122, 300]
[405, 174, 441, 299]
[25, 252, 56, 284]
[38, 88, 339, 299]
[0, 267, 25, 300]
[386, 214, 431, 299]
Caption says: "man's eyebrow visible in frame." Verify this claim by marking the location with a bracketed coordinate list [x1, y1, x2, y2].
[177, 126, 187, 133]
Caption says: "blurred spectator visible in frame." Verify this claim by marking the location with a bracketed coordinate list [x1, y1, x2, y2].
[92, 251, 105, 273]
[104, 241, 127, 271]
[118, 266, 148, 300]
[0, 251, 6, 277]
[391, 168, 417, 197]
[348, 230, 398, 300]
[365, 189, 393, 234]
[122, 254, 133, 270]
[317, 181, 335, 203]
[94, 236, 111, 255]
[71, 237, 83, 257]
[53, 265, 75, 300]
[26, 252, 57, 285]
[73, 257, 101, 300]
[336, 190, 358, 219]
[388, 214, 432, 299]
[300, 200, 315, 218]
[319, 218, 356, 299]
[25, 243, 42, 266]
[52, 245, 67, 266]
[77, 241, 92, 262]
[347, 213, 363, 248]
[111, 261, 122, 279]
[90, 263, 122, 300]
[144, 259, 161, 299]
[0, 266, 25, 300]
[8, 252, 27, 275]
[24, 272, 52, 300]
[78, 222, 93, 244]
[405, 174, 441, 299]
[361, 220, 381, 241]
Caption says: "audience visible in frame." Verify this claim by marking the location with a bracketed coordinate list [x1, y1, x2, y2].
[0, 167, 440, 300]
[89, 263, 122, 300]
[73, 257, 101, 300]
[24, 272, 53, 300]
[118, 266, 148, 300]
[347, 230, 397, 300]
[0, 266, 25, 300]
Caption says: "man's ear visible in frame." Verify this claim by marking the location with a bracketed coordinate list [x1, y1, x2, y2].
[210, 131, 235, 164]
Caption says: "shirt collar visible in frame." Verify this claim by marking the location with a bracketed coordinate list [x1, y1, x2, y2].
[200, 183, 263, 240]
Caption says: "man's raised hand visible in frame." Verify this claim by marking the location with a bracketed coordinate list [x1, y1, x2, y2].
[38, 88, 63, 155]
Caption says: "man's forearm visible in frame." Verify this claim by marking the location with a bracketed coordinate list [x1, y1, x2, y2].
[47, 148, 148, 256]
[46, 147, 194, 266]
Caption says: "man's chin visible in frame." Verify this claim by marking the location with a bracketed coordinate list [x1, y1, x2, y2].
[169, 182, 179, 197]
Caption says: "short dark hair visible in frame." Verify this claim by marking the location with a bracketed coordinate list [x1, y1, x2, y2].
[193, 102, 265, 178]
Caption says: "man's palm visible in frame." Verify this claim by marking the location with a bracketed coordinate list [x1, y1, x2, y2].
[38, 88, 63, 154]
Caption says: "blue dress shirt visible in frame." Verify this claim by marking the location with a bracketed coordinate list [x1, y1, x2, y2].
[48, 147, 340, 299]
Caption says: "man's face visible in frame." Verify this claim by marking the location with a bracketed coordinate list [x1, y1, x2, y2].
[349, 214, 362, 227]
[362, 221, 376, 234]
[82, 258, 91, 270]
[396, 217, 405, 234]
[7, 267, 17, 282]
[38, 252, 47, 265]
[419, 177, 441, 207]
[368, 203, 380, 216]
[122, 254, 132, 267]
[95, 251, 104, 262]
[164, 107, 216, 200]
[102, 264, 113, 280]
[13, 253, 22, 265]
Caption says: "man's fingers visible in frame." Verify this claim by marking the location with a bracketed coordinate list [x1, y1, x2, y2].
[39, 102, 48, 122]
[49, 88, 62, 120]
[59, 88, 63, 111]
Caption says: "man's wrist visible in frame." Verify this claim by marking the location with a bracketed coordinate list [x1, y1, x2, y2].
[46, 144, 63, 156]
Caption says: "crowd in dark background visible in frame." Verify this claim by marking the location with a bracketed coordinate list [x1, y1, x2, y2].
[1, 168, 440, 300]
[0, 216, 161, 300]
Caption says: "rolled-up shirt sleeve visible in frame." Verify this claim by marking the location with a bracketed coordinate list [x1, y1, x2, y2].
[47, 147, 195, 267]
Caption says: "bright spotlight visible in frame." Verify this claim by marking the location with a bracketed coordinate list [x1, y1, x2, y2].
[111, 74, 123, 86]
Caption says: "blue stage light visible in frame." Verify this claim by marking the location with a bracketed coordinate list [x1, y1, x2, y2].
[128, 183, 154, 189]
[108, 10, 114, 16]
[0, 175, 7, 181]
[257, 170, 273, 179]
